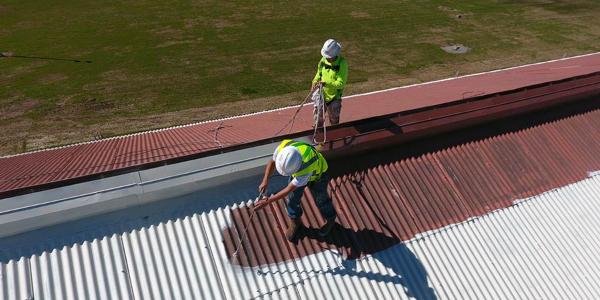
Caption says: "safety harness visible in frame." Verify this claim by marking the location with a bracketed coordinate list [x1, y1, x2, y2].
[317, 60, 344, 101]
[277, 139, 328, 182]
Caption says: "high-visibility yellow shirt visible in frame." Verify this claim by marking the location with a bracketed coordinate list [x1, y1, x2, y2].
[312, 56, 348, 102]
[274, 139, 328, 184]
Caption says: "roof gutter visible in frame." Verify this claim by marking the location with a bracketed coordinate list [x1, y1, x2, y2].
[0, 141, 291, 238]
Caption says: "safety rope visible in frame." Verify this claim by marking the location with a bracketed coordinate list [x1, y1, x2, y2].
[233, 84, 327, 263]
[273, 84, 321, 139]
[232, 192, 264, 262]
[312, 83, 327, 146]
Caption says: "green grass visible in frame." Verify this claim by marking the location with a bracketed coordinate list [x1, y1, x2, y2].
[1, 0, 600, 154]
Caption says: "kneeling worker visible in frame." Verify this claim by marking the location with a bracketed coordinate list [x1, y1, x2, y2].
[255, 139, 336, 241]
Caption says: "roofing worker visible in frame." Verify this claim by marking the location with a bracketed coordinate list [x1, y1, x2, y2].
[255, 139, 336, 241]
[312, 39, 348, 126]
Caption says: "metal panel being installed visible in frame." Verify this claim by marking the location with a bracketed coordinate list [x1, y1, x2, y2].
[1, 105, 600, 299]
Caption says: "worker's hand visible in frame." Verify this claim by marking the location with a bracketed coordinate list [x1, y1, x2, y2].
[312, 81, 323, 91]
[254, 196, 270, 210]
[258, 180, 268, 194]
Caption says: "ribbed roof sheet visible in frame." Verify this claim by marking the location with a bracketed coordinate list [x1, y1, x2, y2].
[227, 107, 600, 268]
[1, 104, 600, 299]
[1, 53, 600, 196]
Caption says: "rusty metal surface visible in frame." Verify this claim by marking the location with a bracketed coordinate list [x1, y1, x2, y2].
[1, 53, 600, 197]
[224, 107, 600, 267]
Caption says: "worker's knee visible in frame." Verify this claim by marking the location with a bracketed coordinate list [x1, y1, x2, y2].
[311, 175, 331, 204]
[329, 114, 339, 125]
[286, 188, 305, 218]
[287, 186, 305, 204]
[327, 99, 342, 125]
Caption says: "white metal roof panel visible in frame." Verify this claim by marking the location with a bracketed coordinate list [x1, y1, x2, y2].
[0, 257, 31, 300]
[28, 234, 132, 300]
[2, 173, 600, 299]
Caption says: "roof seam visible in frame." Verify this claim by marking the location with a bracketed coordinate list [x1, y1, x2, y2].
[117, 234, 136, 300]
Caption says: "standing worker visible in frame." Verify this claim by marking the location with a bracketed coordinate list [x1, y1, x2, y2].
[255, 139, 336, 241]
[312, 39, 348, 127]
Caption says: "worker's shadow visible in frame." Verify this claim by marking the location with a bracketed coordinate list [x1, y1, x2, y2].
[298, 225, 437, 300]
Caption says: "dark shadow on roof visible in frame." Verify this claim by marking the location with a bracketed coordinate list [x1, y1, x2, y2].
[254, 225, 438, 300]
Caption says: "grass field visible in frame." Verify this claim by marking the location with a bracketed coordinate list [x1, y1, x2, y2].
[1, 1, 600, 155]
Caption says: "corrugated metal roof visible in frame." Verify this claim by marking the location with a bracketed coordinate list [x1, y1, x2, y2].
[4, 175, 600, 300]
[2, 53, 600, 196]
[1, 105, 600, 299]
[29, 234, 131, 300]
[280, 174, 600, 299]
[228, 107, 600, 268]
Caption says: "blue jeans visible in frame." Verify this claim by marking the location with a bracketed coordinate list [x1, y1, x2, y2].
[286, 173, 336, 220]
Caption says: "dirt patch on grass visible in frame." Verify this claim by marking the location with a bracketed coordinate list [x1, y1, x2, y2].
[151, 24, 202, 48]
[213, 18, 239, 29]
[155, 40, 198, 48]
[350, 11, 371, 19]
[100, 69, 129, 81]
[39, 73, 68, 85]
[0, 99, 39, 120]
[2, 61, 48, 79]
[437, 5, 471, 19]
[151, 26, 189, 44]
[184, 18, 199, 29]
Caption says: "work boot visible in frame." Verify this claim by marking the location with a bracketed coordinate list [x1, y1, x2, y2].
[319, 218, 336, 237]
[285, 218, 302, 241]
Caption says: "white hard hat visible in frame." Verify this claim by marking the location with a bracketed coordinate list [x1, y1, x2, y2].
[321, 39, 342, 59]
[275, 146, 302, 176]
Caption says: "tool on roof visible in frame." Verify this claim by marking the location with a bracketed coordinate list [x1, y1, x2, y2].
[232, 192, 266, 262]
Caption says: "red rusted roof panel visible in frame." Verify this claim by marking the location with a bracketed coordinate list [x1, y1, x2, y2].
[224, 107, 600, 267]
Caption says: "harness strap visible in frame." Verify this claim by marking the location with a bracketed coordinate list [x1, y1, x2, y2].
[288, 141, 323, 179]
[319, 61, 340, 72]
[298, 155, 319, 173]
